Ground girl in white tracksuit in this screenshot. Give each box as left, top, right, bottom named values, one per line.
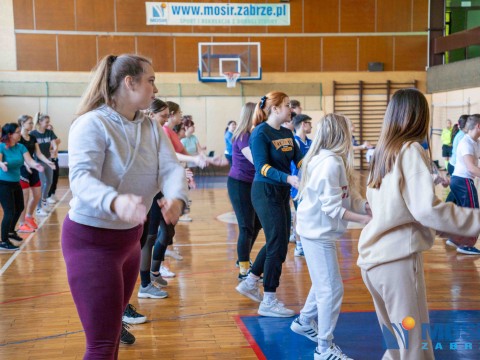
left=292, top=113, right=371, bottom=360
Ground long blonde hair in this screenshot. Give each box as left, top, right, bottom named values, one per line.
left=33, top=112, right=49, bottom=130
left=76, top=54, right=152, bottom=117
left=296, top=113, right=354, bottom=201
left=232, top=102, right=256, bottom=141
left=368, top=88, right=430, bottom=188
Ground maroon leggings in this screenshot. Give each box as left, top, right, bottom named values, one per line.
left=61, top=216, right=142, bottom=360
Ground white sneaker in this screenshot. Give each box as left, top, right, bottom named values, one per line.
left=290, top=316, right=318, bottom=342
left=46, top=197, right=57, bottom=204
left=446, top=239, right=458, bottom=248
left=165, top=249, right=183, bottom=260
left=258, top=299, right=295, bottom=317
left=178, top=214, right=192, bottom=222
left=160, top=265, right=176, bottom=278
left=314, top=344, right=353, bottom=360
left=36, top=208, right=49, bottom=217
left=235, top=280, right=263, bottom=302
left=289, top=233, right=296, bottom=243
left=294, top=247, right=305, bottom=257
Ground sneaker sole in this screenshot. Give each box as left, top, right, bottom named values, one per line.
left=290, top=322, right=318, bottom=342
left=0, top=247, right=20, bottom=251
left=456, top=248, right=480, bottom=255
left=258, top=309, right=295, bottom=318
left=235, top=285, right=262, bottom=303
left=165, top=253, right=183, bottom=260
left=137, top=292, right=168, bottom=299
left=122, top=316, right=147, bottom=325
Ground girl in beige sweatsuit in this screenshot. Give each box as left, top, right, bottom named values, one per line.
left=358, top=88, right=480, bottom=360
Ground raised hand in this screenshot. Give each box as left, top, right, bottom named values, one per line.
left=111, top=194, right=147, bottom=225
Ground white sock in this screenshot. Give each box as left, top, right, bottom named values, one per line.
left=263, top=292, right=276, bottom=304
left=299, top=314, right=310, bottom=325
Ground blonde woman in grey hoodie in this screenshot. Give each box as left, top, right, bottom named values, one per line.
left=62, top=54, right=188, bottom=359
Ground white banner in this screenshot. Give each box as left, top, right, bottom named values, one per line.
left=146, top=2, right=290, bottom=26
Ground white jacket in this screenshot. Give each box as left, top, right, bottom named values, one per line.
left=296, top=150, right=367, bottom=240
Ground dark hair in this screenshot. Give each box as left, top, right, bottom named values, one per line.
left=451, top=124, right=459, bottom=143
left=166, top=101, right=180, bottom=115
left=1, top=123, right=19, bottom=145
left=458, top=114, right=469, bottom=130
left=182, top=116, right=195, bottom=128
left=18, top=114, right=32, bottom=127
left=149, top=98, right=168, bottom=114
left=173, top=124, right=185, bottom=134
left=225, top=120, right=236, bottom=133
left=290, top=100, right=301, bottom=108
left=293, top=114, right=312, bottom=129
left=76, top=54, right=152, bottom=117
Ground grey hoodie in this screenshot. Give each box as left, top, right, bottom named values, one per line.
left=68, top=105, right=188, bottom=229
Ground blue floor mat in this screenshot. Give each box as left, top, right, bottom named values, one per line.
left=239, top=310, right=480, bottom=359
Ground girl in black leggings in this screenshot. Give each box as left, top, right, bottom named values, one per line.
left=0, top=123, right=44, bottom=250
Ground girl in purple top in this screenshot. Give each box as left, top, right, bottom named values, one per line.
left=227, top=103, right=264, bottom=281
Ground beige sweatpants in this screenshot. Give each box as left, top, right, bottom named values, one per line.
left=361, top=253, right=434, bottom=360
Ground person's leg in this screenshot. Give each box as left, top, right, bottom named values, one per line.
left=48, top=158, right=59, bottom=198
left=361, top=255, right=434, bottom=360
left=18, top=185, right=30, bottom=227
left=9, top=183, right=24, bottom=234
left=62, top=217, right=142, bottom=359
left=302, top=238, right=343, bottom=353
left=0, top=182, right=17, bottom=244
left=37, top=161, right=53, bottom=209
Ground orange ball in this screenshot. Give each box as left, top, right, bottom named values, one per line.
left=402, top=316, right=415, bottom=330
left=161, top=3, right=167, bottom=8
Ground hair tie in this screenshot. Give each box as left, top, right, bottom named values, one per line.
left=259, top=96, right=267, bottom=109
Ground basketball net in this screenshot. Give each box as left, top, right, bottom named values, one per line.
left=222, top=72, right=240, bottom=88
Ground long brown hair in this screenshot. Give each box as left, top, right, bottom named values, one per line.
left=76, top=54, right=152, bottom=117
left=252, top=91, right=289, bottom=127
left=232, top=102, right=256, bottom=141
left=368, top=88, right=430, bottom=188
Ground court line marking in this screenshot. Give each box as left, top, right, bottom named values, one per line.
left=0, top=189, right=71, bottom=276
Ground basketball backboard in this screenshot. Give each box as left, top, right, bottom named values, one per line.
left=198, top=42, right=262, bottom=83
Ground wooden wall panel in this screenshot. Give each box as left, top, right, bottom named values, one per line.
left=267, top=0, right=302, bottom=34
left=412, top=0, right=429, bottom=31
left=175, top=37, right=211, bottom=72
left=76, top=0, right=115, bottom=32
left=340, top=0, right=375, bottom=33
left=57, top=35, right=97, bottom=71
left=137, top=36, right=175, bottom=72
left=13, top=0, right=34, bottom=29
left=116, top=0, right=151, bottom=32
left=377, top=0, right=412, bottom=32
left=34, top=0, right=75, bottom=31
left=98, top=36, right=136, bottom=59
left=16, top=34, right=57, bottom=70
left=322, top=37, right=357, bottom=71
left=250, top=37, right=285, bottom=72
left=286, top=37, right=321, bottom=72
left=358, top=37, right=394, bottom=71
left=394, top=36, right=428, bottom=71
left=304, top=0, right=339, bottom=33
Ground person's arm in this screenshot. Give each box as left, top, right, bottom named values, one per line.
left=22, top=151, right=44, bottom=173
left=156, top=126, right=189, bottom=224
left=176, top=152, right=207, bottom=168
left=342, top=209, right=371, bottom=225
left=0, top=152, right=7, bottom=172
left=463, top=154, right=480, bottom=178
left=240, top=146, right=254, bottom=164
left=34, top=143, right=56, bottom=169
left=250, top=130, right=291, bottom=184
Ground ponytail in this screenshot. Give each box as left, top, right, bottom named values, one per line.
left=252, top=91, right=288, bottom=127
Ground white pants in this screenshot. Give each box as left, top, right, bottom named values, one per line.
left=300, top=237, right=343, bottom=352
left=361, top=254, right=434, bottom=360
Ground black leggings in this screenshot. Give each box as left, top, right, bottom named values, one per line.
left=48, top=158, right=59, bottom=197
left=0, top=180, right=24, bottom=243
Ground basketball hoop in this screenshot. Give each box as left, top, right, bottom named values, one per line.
left=222, top=72, right=240, bottom=88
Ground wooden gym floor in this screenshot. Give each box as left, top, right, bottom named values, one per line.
left=0, top=174, right=479, bottom=359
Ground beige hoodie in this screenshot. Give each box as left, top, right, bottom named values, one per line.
left=358, top=142, right=480, bottom=270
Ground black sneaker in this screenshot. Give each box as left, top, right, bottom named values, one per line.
left=8, top=232, right=23, bottom=242
left=0, top=242, right=20, bottom=251
left=120, top=322, right=135, bottom=345
left=123, top=304, right=147, bottom=325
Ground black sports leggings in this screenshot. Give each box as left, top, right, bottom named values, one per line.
left=0, top=180, right=24, bottom=243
